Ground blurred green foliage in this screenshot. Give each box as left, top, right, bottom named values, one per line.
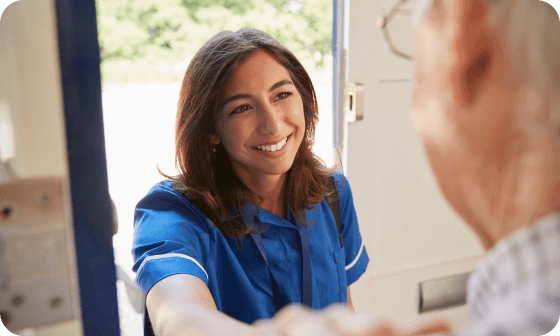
left=95, top=0, right=332, bottom=82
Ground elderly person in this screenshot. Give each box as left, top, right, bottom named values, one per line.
left=409, top=0, right=560, bottom=334
left=252, top=0, right=560, bottom=334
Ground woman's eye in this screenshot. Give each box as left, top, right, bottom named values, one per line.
left=276, top=92, right=292, bottom=101
left=231, top=104, right=250, bottom=115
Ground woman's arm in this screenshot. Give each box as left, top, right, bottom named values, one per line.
left=150, top=275, right=446, bottom=336
left=146, top=274, right=253, bottom=336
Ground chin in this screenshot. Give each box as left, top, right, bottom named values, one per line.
left=257, top=163, right=293, bottom=176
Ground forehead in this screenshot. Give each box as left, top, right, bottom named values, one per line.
left=224, top=50, right=291, bottom=94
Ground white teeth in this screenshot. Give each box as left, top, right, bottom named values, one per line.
left=255, top=137, right=288, bottom=152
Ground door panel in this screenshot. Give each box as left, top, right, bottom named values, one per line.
left=1, top=0, right=120, bottom=334
left=357, top=255, right=481, bottom=328
left=344, top=0, right=485, bottom=328
left=1, top=1, right=83, bottom=334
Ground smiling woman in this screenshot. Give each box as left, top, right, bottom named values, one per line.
left=131, top=28, right=369, bottom=336
left=212, top=51, right=307, bottom=219
left=169, top=27, right=332, bottom=246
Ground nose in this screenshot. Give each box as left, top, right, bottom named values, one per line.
left=259, top=103, right=284, bottom=135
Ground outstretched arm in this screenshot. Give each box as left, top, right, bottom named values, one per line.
left=146, top=273, right=253, bottom=336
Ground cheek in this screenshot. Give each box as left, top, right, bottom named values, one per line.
left=293, top=99, right=306, bottom=128
left=413, top=98, right=469, bottom=196
left=423, top=139, right=462, bottom=213
left=295, top=107, right=305, bottom=126
left=413, top=97, right=468, bottom=180
left=413, top=25, right=450, bottom=92
left=294, top=108, right=306, bottom=143
left=216, top=119, right=247, bottom=153
left=412, top=97, right=453, bottom=148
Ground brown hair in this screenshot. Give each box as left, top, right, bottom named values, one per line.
left=165, top=27, right=337, bottom=247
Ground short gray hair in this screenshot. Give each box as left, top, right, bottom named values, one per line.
left=414, top=0, right=560, bottom=133
left=487, top=1, right=560, bottom=94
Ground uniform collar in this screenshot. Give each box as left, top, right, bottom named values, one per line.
left=220, top=199, right=322, bottom=230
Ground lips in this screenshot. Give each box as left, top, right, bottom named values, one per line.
left=253, top=135, right=289, bottom=152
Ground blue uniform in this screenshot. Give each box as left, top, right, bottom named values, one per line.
left=132, top=172, right=369, bottom=330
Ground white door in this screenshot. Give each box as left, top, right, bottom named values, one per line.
left=341, top=0, right=486, bottom=329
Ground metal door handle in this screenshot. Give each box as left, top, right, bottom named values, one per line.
left=418, top=271, right=471, bottom=313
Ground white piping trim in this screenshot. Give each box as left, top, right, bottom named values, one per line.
left=136, top=253, right=209, bottom=281
left=345, top=241, right=364, bottom=271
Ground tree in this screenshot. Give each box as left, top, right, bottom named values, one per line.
left=96, top=0, right=191, bottom=62
left=95, top=0, right=332, bottom=81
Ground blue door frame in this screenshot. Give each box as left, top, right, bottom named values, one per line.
left=55, top=0, right=121, bottom=334
left=52, top=1, right=343, bottom=334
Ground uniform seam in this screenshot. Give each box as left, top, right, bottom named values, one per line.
left=136, top=253, right=209, bottom=282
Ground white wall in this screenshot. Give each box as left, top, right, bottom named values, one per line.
left=0, top=0, right=67, bottom=179
left=0, top=1, right=83, bottom=335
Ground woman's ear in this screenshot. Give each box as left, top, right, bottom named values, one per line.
left=210, top=134, right=221, bottom=145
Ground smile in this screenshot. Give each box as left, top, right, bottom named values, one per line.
left=253, top=136, right=288, bottom=152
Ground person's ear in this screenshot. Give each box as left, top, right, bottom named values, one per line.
left=444, top=0, right=493, bottom=106
left=209, top=134, right=221, bottom=145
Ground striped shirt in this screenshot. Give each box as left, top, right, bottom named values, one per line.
left=458, top=212, right=560, bottom=336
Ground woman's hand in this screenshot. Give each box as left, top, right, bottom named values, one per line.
left=250, top=304, right=452, bottom=336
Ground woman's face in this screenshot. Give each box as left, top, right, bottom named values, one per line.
left=211, top=49, right=306, bottom=180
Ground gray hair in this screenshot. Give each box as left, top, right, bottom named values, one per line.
left=487, top=0, right=560, bottom=138
left=487, top=1, right=560, bottom=93
left=414, top=0, right=560, bottom=135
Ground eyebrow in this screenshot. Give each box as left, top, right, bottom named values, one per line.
left=222, top=79, right=294, bottom=108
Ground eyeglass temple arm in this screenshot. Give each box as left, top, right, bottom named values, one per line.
left=377, top=0, right=414, bottom=61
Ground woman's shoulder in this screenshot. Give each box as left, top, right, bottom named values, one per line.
left=329, top=170, right=351, bottom=196
left=138, top=179, right=183, bottom=204
left=136, top=180, right=210, bottom=226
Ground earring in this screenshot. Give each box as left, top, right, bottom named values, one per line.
left=211, top=141, right=217, bottom=153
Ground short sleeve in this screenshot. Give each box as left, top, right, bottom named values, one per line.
left=333, top=172, right=369, bottom=285
left=132, top=182, right=211, bottom=295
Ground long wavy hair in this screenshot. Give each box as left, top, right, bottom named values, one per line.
left=165, top=27, right=338, bottom=247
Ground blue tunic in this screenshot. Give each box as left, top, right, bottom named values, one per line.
left=132, top=172, right=369, bottom=330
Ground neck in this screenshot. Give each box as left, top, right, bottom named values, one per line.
left=467, top=139, right=560, bottom=250
left=456, top=86, right=560, bottom=250
left=235, top=170, right=288, bottom=219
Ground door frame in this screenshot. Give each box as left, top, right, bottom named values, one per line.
left=55, top=0, right=121, bottom=334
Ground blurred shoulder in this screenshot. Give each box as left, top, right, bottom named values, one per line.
left=135, top=180, right=209, bottom=223
left=330, top=170, right=352, bottom=196
left=137, top=180, right=184, bottom=205
left=134, top=180, right=213, bottom=234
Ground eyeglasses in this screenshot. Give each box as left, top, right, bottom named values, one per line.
left=376, top=0, right=414, bottom=61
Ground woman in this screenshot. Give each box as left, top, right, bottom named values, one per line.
left=132, top=27, right=369, bottom=335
